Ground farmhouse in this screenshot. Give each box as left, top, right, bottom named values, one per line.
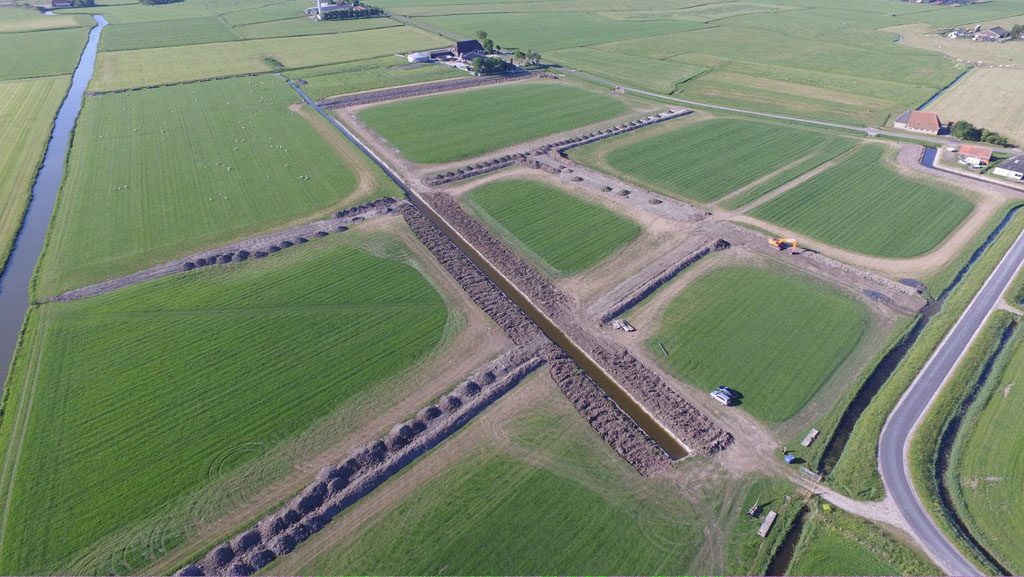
left=975, top=27, right=1011, bottom=41
left=893, top=110, right=943, bottom=135
left=993, top=154, right=1024, bottom=180
left=958, top=144, right=993, bottom=167
left=452, top=39, right=484, bottom=59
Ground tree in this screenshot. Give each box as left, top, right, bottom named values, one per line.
left=482, top=38, right=495, bottom=53
left=527, top=50, right=542, bottom=66
left=471, top=56, right=507, bottom=75
left=513, top=49, right=526, bottom=65
left=475, top=30, right=488, bottom=41
left=952, top=119, right=981, bottom=141
left=1012, top=23, right=1024, bottom=38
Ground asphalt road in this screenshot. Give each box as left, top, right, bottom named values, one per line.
left=879, top=226, right=1024, bottom=576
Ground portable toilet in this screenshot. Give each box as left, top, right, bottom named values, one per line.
left=784, top=453, right=797, bottom=464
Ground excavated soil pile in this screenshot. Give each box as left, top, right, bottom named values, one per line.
left=178, top=347, right=545, bottom=577
left=426, top=192, right=571, bottom=316
left=585, top=342, right=734, bottom=456
left=53, top=198, right=402, bottom=302
left=546, top=348, right=673, bottom=476
left=401, top=204, right=543, bottom=345
left=600, top=238, right=730, bottom=322
left=423, top=109, right=690, bottom=186
left=319, top=72, right=532, bottom=109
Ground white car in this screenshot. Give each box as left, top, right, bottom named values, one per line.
left=710, top=390, right=732, bottom=406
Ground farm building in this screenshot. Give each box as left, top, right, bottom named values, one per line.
left=407, top=52, right=431, bottom=63
left=993, top=154, right=1024, bottom=180
left=452, top=39, right=484, bottom=59
left=975, top=27, right=1011, bottom=41
left=958, top=144, right=994, bottom=167
left=50, top=0, right=71, bottom=7
left=893, top=110, right=943, bottom=135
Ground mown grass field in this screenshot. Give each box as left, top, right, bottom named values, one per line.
left=0, top=27, right=89, bottom=81
left=276, top=376, right=704, bottom=575
left=547, top=47, right=706, bottom=94
left=927, top=67, right=1024, bottom=148
left=650, top=266, right=868, bottom=422
left=0, top=76, right=71, bottom=272
left=751, top=144, right=974, bottom=258
left=579, top=118, right=844, bottom=204
left=465, top=179, right=639, bottom=275
left=0, top=234, right=450, bottom=575
left=948, top=327, right=1024, bottom=573
left=0, top=7, right=88, bottom=32
left=37, top=76, right=390, bottom=297
left=357, top=82, right=626, bottom=164
left=721, top=139, right=856, bottom=210
left=290, top=57, right=464, bottom=101
left=90, top=25, right=441, bottom=91
left=787, top=506, right=938, bottom=575
left=99, top=16, right=241, bottom=51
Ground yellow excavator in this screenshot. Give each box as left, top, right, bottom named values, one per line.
left=769, top=237, right=799, bottom=253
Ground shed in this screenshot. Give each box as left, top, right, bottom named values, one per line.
left=994, top=154, right=1024, bottom=180
left=958, top=144, right=994, bottom=167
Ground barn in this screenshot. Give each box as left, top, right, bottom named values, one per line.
left=893, top=110, right=943, bottom=135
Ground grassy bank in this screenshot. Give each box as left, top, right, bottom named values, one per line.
left=828, top=209, right=1024, bottom=500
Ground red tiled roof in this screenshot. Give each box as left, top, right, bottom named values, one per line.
left=907, top=110, right=941, bottom=132
left=959, top=144, right=994, bottom=162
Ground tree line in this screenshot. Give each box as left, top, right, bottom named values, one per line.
left=952, top=120, right=1012, bottom=147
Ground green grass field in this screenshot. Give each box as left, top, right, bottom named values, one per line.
left=721, top=139, right=856, bottom=210
left=414, top=11, right=704, bottom=52
left=37, top=76, right=392, bottom=297
left=234, top=16, right=400, bottom=39
left=547, top=47, right=706, bottom=94
left=277, top=376, right=703, bottom=575
left=579, top=118, right=845, bottom=204
left=650, top=266, right=868, bottom=422
left=0, top=7, right=88, bottom=32
left=90, top=25, right=441, bottom=91
left=465, top=179, right=639, bottom=275
left=0, top=76, right=71, bottom=273
left=290, top=57, right=464, bottom=100
left=99, top=16, right=241, bottom=51
left=949, top=330, right=1024, bottom=573
left=0, top=233, right=450, bottom=575
left=0, top=27, right=89, bottom=81
left=787, top=506, right=937, bottom=575
left=750, top=144, right=974, bottom=258
left=357, top=82, right=626, bottom=164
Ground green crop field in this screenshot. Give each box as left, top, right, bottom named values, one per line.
left=0, top=233, right=450, bottom=575
left=465, top=179, right=639, bottom=275
left=99, top=16, right=241, bottom=51
left=787, top=506, right=937, bottom=575
left=577, top=118, right=844, bottom=204
left=650, top=266, right=868, bottom=422
left=37, top=76, right=394, bottom=297
left=949, top=332, right=1024, bottom=573
left=547, top=47, right=706, bottom=94
left=722, top=139, right=856, bottom=210
left=234, top=16, right=401, bottom=39
left=289, top=57, right=464, bottom=101
left=276, top=379, right=703, bottom=575
left=750, top=144, right=974, bottom=258
left=0, top=27, right=89, bottom=81
left=0, top=7, right=88, bottom=32
left=357, top=82, right=626, bottom=164
left=90, top=25, right=441, bottom=91
left=0, top=76, right=71, bottom=272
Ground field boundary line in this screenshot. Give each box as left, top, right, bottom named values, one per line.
left=735, top=145, right=861, bottom=214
